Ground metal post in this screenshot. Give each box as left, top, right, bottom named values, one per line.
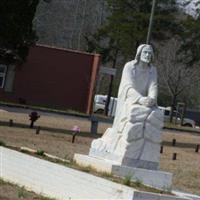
left=146, top=0, right=156, bottom=44
left=195, top=144, right=199, bottom=153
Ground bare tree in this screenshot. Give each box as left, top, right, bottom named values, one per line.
left=155, top=38, right=200, bottom=122
left=34, top=0, right=107, bottom=50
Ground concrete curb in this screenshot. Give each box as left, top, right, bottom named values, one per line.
left=0, top=146, right=191, bottom=200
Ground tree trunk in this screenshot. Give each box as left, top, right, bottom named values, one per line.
left=170, top=95, right=177, bottom=123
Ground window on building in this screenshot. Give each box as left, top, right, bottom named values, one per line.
left=0, top=64, right=7, bottom=88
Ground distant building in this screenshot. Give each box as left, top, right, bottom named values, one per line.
left=0, top=45, right=100, bottom=114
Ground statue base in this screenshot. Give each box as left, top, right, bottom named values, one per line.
left=89, top=147, right=159, bottom=170
left=74, top=153, right=172, bottom=191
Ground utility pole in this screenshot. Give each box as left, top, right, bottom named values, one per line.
left=146, top=0, right=156, bottom=44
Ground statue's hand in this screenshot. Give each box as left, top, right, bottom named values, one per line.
left=148, top=98, right=156, bottom=107
left=138, top=97, right=150, bottom=106
left=138, top=97, right=155, bottom=107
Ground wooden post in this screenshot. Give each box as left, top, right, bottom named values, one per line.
left=195, top=144, right=199, bottom=153
left=160, top=145, right=163, bottom=154
left=36, top=126, right=41, bottom=134
left=172, top=139, right=176, bottom=146
left=72, top=132, right=77, bottom=143
left=172, top=153, right=177, bottom=160
left=9, top=119, right=13, bottom=127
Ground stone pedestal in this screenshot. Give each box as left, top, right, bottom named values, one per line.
left=74, top=154, right=172, bottom=191
left=89, top=140, right=160, bottom=170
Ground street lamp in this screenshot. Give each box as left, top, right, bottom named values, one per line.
left=146, top=0, right=156, bottom=44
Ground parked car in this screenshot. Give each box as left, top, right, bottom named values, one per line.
left=158, top=106, right=196, bottom=128
left=93, top=94, right=117, bottom=117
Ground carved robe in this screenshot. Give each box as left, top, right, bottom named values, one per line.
left=90, top=60, right=163, bottom=170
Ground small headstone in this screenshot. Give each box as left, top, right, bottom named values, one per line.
left=90, top=116, right=98, bottom=134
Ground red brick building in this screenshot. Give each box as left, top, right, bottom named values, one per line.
left=0, top=45, right=100, bottom=114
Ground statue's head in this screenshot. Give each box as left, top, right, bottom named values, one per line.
left=135, top=44, right=154, bottom=64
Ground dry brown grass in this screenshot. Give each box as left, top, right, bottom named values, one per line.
left=0, top=109, right=200, bottom=196
left=0, top=179, right=55, bottom=200
left=161, top=131, right=200, bottom=195
left=0, top=109, right=109, bottom=133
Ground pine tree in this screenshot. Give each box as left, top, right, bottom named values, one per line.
left=86, top=0, right=179, bottom=62
left=0, top=0, right=40, bottom=64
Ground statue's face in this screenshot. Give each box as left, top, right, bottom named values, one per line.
left=140, top=46, right=152, bottom=63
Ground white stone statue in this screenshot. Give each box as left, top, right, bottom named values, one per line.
left=89, top=44, right=164, bottom=170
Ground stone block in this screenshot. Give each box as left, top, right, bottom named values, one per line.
left=74, top=153, right=172, bottom=191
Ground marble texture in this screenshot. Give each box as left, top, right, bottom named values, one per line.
left=89, top=44, right=164, bottom=170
